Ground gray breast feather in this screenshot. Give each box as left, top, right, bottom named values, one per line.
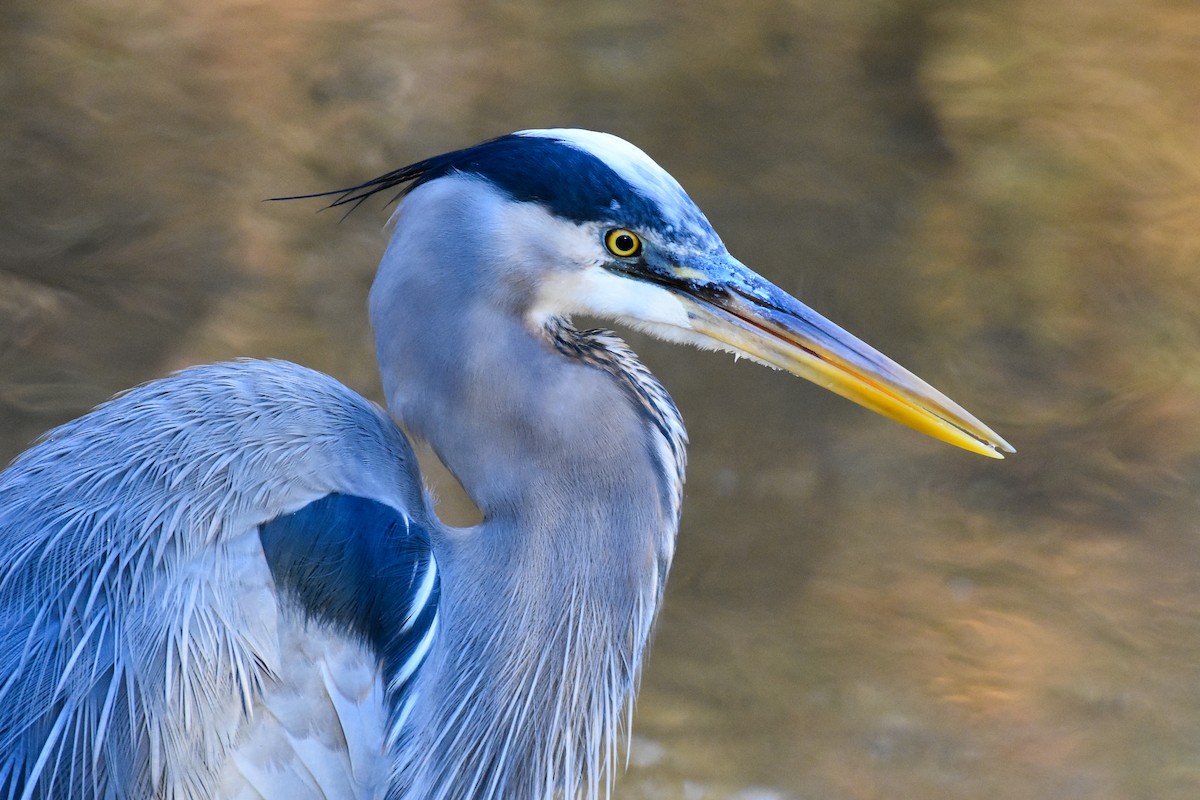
left=548, top=321, right=687, bottom=556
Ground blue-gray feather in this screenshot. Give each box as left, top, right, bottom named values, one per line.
left=0, top=360, right=428, bottom=799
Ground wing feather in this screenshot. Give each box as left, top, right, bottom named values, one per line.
left=0, top=360, right=435, bottom=799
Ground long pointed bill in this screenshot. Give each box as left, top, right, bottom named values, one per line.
left=665, top=256, right=1014, bottom=458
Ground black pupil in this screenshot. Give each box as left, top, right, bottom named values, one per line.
left=614, top=233, right=635, bottom=253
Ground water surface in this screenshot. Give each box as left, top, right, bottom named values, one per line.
left=2, top=1, right=1198, bottom=797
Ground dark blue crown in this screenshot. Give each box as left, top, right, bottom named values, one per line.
left=286, top=133, right=669, bottom=232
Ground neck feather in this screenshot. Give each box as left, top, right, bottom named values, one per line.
left=385, top=320, right=686, bottom=800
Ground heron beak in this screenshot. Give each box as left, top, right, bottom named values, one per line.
left=662, top=255, right=1014, bottom=458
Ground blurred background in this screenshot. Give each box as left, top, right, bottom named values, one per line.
left=2, top=0, right=1199, bottom=797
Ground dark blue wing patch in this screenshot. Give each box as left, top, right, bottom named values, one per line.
left=259, top=493, right=440, bottom=706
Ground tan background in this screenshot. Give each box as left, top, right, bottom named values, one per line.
left=3, top=1, right=1199, bottom=797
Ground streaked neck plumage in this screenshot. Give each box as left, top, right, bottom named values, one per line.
left=369, top=178, right=686, bottom=799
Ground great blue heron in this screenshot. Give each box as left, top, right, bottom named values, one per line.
left=0, top=129, right=1011, bottom=799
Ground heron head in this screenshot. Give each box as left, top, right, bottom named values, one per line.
left=329, top=129, right=1012, bottom=459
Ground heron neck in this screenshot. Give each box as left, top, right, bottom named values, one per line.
left=378, top=312, right=684, bottom=798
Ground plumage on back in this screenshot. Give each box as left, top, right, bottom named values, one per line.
left=0, top=361, right=435, bottom=799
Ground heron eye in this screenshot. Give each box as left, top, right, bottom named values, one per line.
left=604, top=229, right=642, bottom=258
